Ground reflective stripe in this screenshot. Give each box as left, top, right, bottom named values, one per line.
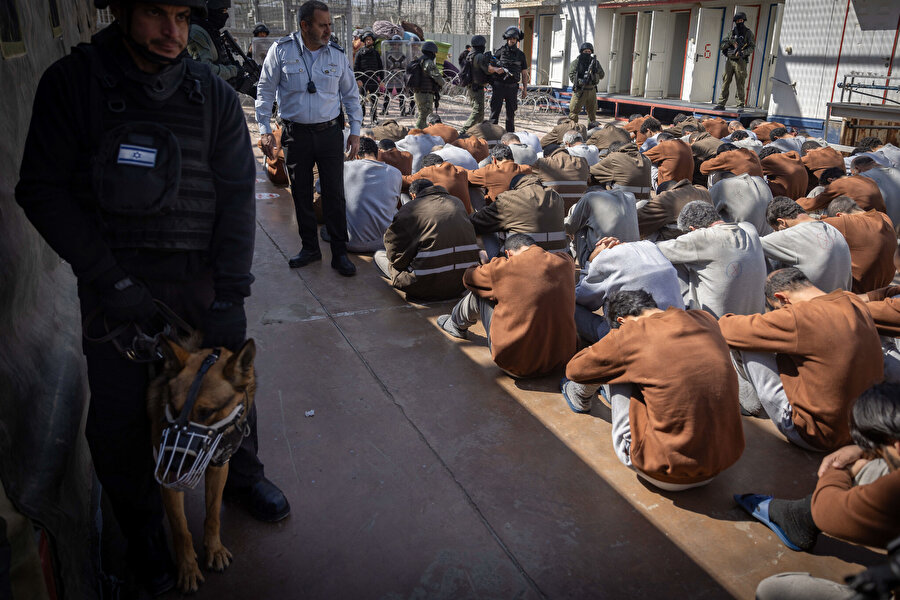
left=559, top=193, right=583, bottom=198
left=414, top=262, right=478, bottom=276
left=416, top=243, right=481, bottom=258
left=454, top=244, right=481, bottom=253
left=542, top=180, right=587, bottom=187
left=525, top=230, right=567, bottom=242
left=614, top=185, right=651, bottom=194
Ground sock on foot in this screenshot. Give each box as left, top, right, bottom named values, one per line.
left=768, top=495, right=819, bottom=551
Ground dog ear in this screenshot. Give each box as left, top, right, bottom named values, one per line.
left=224, top=339, right=256, bottom=388
left=159, top=337, right=190, bottom=371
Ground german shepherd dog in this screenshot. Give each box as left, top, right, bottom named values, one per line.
left=148, top=336, right=256, bottom=593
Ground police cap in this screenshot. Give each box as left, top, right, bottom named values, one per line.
left=470, top=34, right=486, bottom=48
left=502, top=26, right=522, bottom=41
left=733, top=11, right=747, bottom=21
left=579, top=42, right=593, bottom=53
left=421, top=40, right=438, bottom=54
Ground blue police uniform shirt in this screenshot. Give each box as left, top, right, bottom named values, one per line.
left=256, top=33, right=362, bottom=136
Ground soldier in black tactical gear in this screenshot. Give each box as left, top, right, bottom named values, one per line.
left=714, top=12, right=755, bottom=111
left=15, top=0, right=289, bottom=594
left=248, top=22, right=270, bottom=58
left=188, top=0, right=257, bottom=96
left=491, top=25, right=530, bottom=132
left=461, top=34, right=504, bottom=133
left=354, top=30, right=383, bottom=126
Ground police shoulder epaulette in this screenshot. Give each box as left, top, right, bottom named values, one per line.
left=275, top=35, right=293, bottom=45
left=329, top=40, right=345, bottom=53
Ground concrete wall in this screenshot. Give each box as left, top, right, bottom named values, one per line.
left=0, top=0, right=98, bottom=597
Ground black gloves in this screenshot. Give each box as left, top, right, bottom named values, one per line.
left=201, top=300, right=247, bottom=351
left=96, top=269, right=157, bottom=325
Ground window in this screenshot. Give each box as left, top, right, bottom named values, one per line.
left=0, top=0, right=25, bottom=58
left=48, top=0, right=61, bottom=37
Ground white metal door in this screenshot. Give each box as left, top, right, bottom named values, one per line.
left=688, top=7, right=725, bottom=103
left=644, top=11, right=671, bottom=98
left=755, top=3, right=783, bottom=110
left=594, top=8, right=613, bottom=93
left=549, top=13, right=571, bottom=88
left=631, top=11, right=652, bottom=96
left=607, top=13, right=622, bottom=93
left=733, top=5, right=760, bottom=106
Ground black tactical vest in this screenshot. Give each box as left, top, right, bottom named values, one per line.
left=75, top=43, right=218, bottom=252
left=495, top=45, right=525, bottom=83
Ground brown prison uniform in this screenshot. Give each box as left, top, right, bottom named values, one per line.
left=403, top=162, right=472, bottom=213
left=532, top=147, right=590, bottom=212
left=423, top=122, right=459, bottom=144
left=378, top=148, right=413, bottom=176
left=761, top=151, right=808, bottom=200
left=799, top=175, right=887, bottom=214
left=701, top=117, right=729, bottom=139
left=372, top=119, right=409, bottom=141
left=466, top=161, right=533, bottom=203
left=637, top=179, right=713, bottom=241
left=566, top=308, right=745, bottom=484
left=699, top=148, right=763, bottom=177
left=466, top=121, right=507, bottom=142
left=452, top=137, right=490, bottom=163
left=462, top=245, right=576, bottom=377
left=718, top=291, right=884, bottom=451
left=624, top=116, right=649, bottom=147
left=811, top=468, right=900, bottom=549
left=752, top=121, right=786, bottom=143
left=865, top=289, right=900, bottom=338
left=541, top=121, right=588, bottom=148
left=586, top=125, right=630, bottom=150
left=643, top=139, right=695, bottom=186
left=589, top=142, right=652, bottom=198
left=823, top=210, right=898, bottom=293
left=801, top=145, right=844, bottom=179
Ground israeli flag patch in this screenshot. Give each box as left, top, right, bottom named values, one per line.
left=117, top=144, right=157, bottom=168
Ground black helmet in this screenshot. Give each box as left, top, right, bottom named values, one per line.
left=502, top=26, right=522, bottom=41
left=470, top=34, right=486, bottom=48
left=253, top=23, right=269, bottom=36
left=579, top=42, right=593, bottom=53
left=421, top=41, right=438, bottom=55
left=361, top=30, right=376, bottom=42
left=95, top=0, right=207, bottom=14
left=733, top=11, right=747, bottom=21
left=206, top=0, right=230, bottom=9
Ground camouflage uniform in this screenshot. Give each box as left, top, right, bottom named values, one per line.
left=413, top=56, right=444, bottom=129
left=567, top=56, right=604, bottom=123
left=187, top=24, right=240, bottom=80
left=716, top=26, right=755, bottom=109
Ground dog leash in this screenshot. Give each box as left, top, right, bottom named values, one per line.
left=83, top=299, right=195, bottom=362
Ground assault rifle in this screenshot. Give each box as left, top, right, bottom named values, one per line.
left=488, top=55, right=513, bottom=81
left=724, top=30, right=752, bottom=60
left=220, top=29, right=261, bottom=98
left=576, top=58, right=599, bottom=90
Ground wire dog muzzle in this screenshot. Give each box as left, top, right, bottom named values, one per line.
left=154, top=349, right=250, bottom=491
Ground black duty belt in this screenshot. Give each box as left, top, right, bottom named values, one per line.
left=284, top=116, right=340, bottom=131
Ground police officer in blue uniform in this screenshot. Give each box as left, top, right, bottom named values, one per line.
left=256, top=0, right=363, bottom=276
left=490, top=25, right=530, bottom=133
left=16, top=0, right=289, bottom=595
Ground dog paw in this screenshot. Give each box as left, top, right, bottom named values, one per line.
left=204, top=542, right=233, bottom=572
left=176, top=557, right=205, bottom=593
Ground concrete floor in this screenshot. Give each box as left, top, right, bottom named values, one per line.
left=169, top=103, right=885, bottom=599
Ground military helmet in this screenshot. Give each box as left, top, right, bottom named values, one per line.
left=503, top=26, right=523, bottom=41
left=361, top=30, right=376, bottom=42
left=95, top=0, right=207, bottom=14
left=206, top=0, right=231, bottom=9
left=579, top=42, right=594, bottom=53
left=391, top=35, right=402, bottom=40
left=421, top=41, right=439, bottom=54
left=253, top=23, right=270, bottom=35
left=470, top=34, right=487, bottom=48
left=733, top=11, right=747, bottom=21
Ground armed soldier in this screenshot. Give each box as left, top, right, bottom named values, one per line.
left=247, top=22, right=269, bottom=58
left=188, top=0, right=259, bottom=96
left=408, top=41, right=445, bottom=129
left=714, top=12, right=755, bottom=111
left=568, top=43, right=604, bottom=124
left=460, top=35, right=504, bottom=134
left=491, top=26, right=530, bottom=132
left=354, top=30, right=383, bottom=126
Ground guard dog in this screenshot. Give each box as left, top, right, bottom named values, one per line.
left=148, top=336, right=256, bottom=593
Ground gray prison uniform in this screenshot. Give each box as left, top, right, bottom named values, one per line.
left=567, top=145, right=600, bottom=166
left=344, top=158, right=402, bottom=252
left=574, top=240, right=683, bottom=343
left=710, top=173, right=774, bottom=236
left=434, top=145, right=478, bottom=170
left=565, top=189, right=640, bottom=268
left=396, top=133, right=443, bottom=172
left=860, top=166, right=900, bottom=233
left=760, top=220, right=852, bottom=293
left=656, top=222, right=767, bottom=318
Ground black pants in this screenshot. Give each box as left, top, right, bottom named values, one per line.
left=360, top=81, right=379, bottom=119
left=79, top=275, right=263, bottom=557
left=490, top=82, right=519, bottom=132
left=282, top=121, right=348, bottom=255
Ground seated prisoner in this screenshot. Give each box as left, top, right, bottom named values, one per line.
left=700, top=116, right=730, bottom=139
left=402, top=153, right=472, bottom=213
left=762, top=197, right=852, bottom=293
left=638, top=117, right=663, bottom=152
left=562, top=130, right=600, bottom=166
left=642, top=132, right=694, bottom=189
left=377, top=139, right=413, bottom=176
left=396, top=131, right=443, bottom=172
left=637, top=179, right=713, bottom=241
left=727, top=129, right=763, bottom=153
left=562, top=290, right=745, bottom=491
left=532, top=146, right=590, bottom=211
left=657, top=201, right=766, bottom=318
left=699, top=144, right=764, bottom=186
left=540, top=116, right=587, bottom=152
left=624, top=114, right=649, bottom=147
left=758, top=147, right=808, bottom=200
left=748, top=382, right=900, bottom=600
left=589, top=141, right=652, bottom=200
left=375, top=179, right=480, bottom=301
left=437, top=234, right=577, bottom=378
left=343, top=137, right=402, bottom=252
left=853, top=155, right=900, bottom=231
left=766, top=127, right=805, bottom=154
left=586, top=123, right=630, bottom=151
left=752, top=120, right=786, bottom=144
left=565, top=188, right=640, bottom=267
left=466, top=145, right=533, bottom=203
left=451, top=135, right=490, bottom=163
left=709, top=173, right=774, bottom=236
left=465, top=120, right=507, bottom=144
left=422, top=113, right=459, bottom=144
left=432, top=143, right=479, bottom=171
left=574, top=240, right=683, bottom=344
left=718, top=268, right=884, bottom=451
left=799, top=166, right=886, bottom=214
left=484, top=132, right=538, bottom=167
left=469, top=173, right=566, bottom=257
left=800, top=140, right=844, bottom=194
left=822, top=196, right=897, bottom=293
left=865, top=285, right=900, bottom=383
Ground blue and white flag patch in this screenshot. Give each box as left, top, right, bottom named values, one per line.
left=117, top=144, right=158, bottom=168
